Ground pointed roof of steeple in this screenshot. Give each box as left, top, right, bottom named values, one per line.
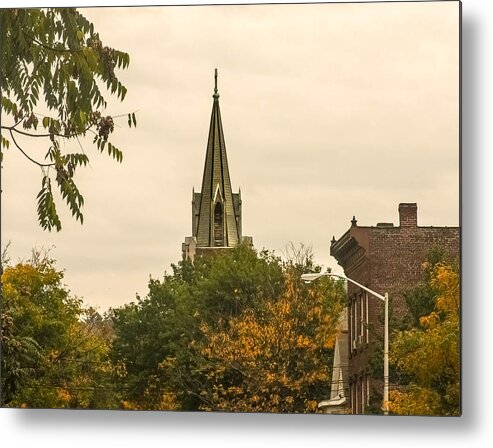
left=195, top=69, right=240, bottom=247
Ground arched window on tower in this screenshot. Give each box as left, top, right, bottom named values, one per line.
left=214, top=202, right=224, bottom=246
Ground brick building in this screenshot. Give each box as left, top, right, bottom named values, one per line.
left=182, top=70, right=252, bottom=260
left=330, top=203, right=459, bottom=414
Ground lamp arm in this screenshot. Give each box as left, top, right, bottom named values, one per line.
left=328, top=273, right=386, bottom=302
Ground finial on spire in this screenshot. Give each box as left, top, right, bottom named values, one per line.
left=213, top=68, right=220, bottom=100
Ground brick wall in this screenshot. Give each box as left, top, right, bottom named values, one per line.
left=369, top=225, right=459, bottom=321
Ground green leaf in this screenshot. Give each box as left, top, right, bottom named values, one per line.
left=1, top=135, right=10, bottom=149
left=84, top=47, right=98, bottom=70
left=37, top=175, right=62, bottom=231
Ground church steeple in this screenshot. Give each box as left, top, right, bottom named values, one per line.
left=195, top=68, right=239, bottom=247
left=183, top=70, right=251, bottom=260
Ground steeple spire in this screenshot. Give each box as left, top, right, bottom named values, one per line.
left=182, top=70, right=253, bottom=260
left=194, top=69, right=239, bottom=247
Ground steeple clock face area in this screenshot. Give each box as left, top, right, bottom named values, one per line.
left=182, top=70, right=252, bottom=260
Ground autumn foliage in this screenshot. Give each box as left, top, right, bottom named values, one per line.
left=1, top=250, right=123, bottom=408
left=389, top=261, right=460, bottom=416
left=109, top=245, right=345, bottom=412
left=181, top=267, right=343, bottom=413
left=1, top=245, right=459, bottom=414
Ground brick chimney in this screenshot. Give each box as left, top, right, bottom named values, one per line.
left=398, top=203, right=418, bottom=227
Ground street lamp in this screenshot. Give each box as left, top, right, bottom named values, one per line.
left=301, top=272, right=389, bottom=415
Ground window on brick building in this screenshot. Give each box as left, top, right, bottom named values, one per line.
left=349, top=300, right=353, bottom=352
left=354, top=296, right=358, bottom=347
left=352, top=296, right=358, bottom=351
left=360, top=292, right=364, bottom=342
left=365, top=292, right=369, bottom=343
left=352, top=292, right=369, bottom=348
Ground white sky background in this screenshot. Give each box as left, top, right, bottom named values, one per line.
left=1, top=1, right=460, bottom=311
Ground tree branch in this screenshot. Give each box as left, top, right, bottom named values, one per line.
left=2, top=123, right=93, bottom=139
left=8, top=130, right=55, bottom=167
left=2, top=125, right=53, bottom=138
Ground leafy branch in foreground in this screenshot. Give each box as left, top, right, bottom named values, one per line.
left=1, top=8, right=137, bottom=231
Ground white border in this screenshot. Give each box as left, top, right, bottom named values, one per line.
left=1, top=1, right=492, bottom=447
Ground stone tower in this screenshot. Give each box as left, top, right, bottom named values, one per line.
left=182, top=70, right=252, bottom=260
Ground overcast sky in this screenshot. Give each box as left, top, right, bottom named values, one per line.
left=1, top=1, right=460, bottom=311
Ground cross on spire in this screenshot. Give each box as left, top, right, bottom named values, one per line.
left=213, top=68, right=220, bottom=99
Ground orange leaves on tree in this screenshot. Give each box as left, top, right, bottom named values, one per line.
left=1, top=250, right=121, bottom=409
left=195, top=267, right=344, bottom=413
left=389, top=262, right=460, bottom=416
